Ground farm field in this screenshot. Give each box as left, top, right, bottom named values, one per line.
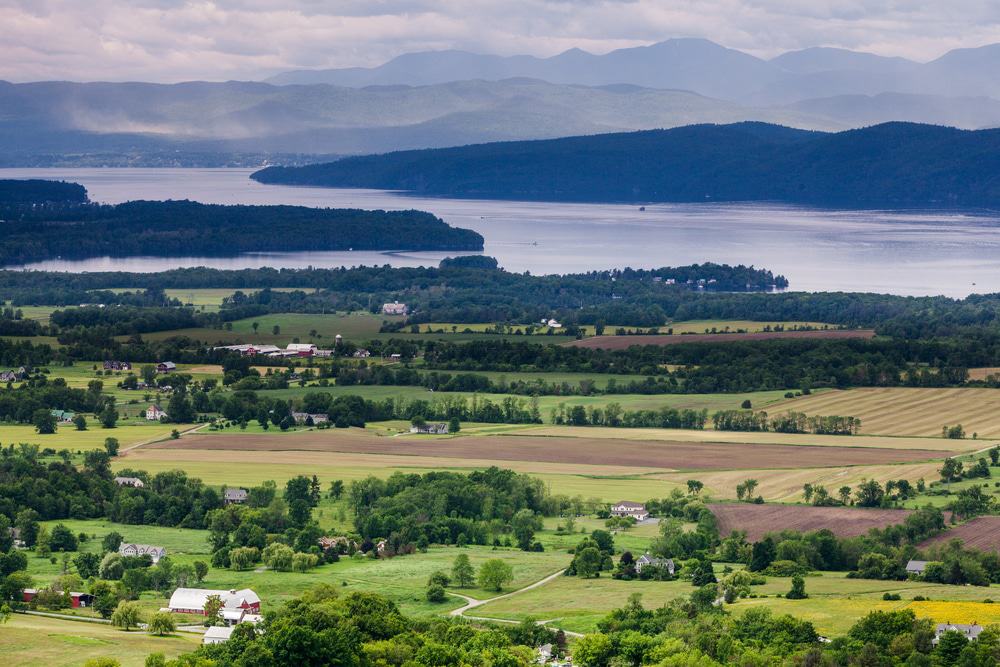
left=524, top=425, right=972, bottom=452
left=473, top=567, right=1000, bottom=636
left=708, top=503, right=917, bottom=542
left=919, top=516, right=1000, bottom=551
left=567, top=329, right=875, bottom=350
left=163, top=287, right=314, bottom=310
left=0, top=614, right=200, bottom=667
left=148, top=429, right=945, bottom=470
left=774, top=387, right=1000, bottom=438
left=0, top=421, right=188, bottom=451
left=416, top=319, right=836, bottom=336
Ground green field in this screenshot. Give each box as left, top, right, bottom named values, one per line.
left=0, top=614, right=200, bottom=667
left=0, top=422, right=188, bottom=452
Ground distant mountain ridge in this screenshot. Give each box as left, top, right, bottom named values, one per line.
left=268, top=38, right=1000, bottom=104
left=251, top=121, right=1000, bottom=208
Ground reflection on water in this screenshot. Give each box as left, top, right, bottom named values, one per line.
left=3, top=167, right=1000, bottom=297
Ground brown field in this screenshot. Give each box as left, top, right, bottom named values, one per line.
left=774, top=387, right=1000, bottom=438
left=567, top=329, right=875, bottom=350
left=968, top=368, right=1000, bottom=382
left=709, top=503, right=916, bottom=541
left=920, top=516, right=1000, bottom=552
left=147, top=429, right=944, bottom=470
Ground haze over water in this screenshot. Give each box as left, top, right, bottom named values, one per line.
left=2, top=167, right=999, bottom=298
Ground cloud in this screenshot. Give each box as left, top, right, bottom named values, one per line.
left=1, top=0, right=1000, bottom=82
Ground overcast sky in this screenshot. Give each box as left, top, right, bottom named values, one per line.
left=4, top=0, right=1000, bottom=83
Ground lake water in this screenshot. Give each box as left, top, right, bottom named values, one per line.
left=2, top=167, right=1000, bottom=297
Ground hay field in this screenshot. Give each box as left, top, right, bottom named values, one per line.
left=774, top=387, right=1000, bottom=438
left=524, top=425, right=971, bottom=452
left=656, top=461, right=943, bottom=502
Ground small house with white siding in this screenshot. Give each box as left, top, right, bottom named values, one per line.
left=611, top=501, right=649, bottom=521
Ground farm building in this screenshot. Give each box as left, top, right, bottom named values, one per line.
left=203, top=626, right=235, bottom=645
left=540, top=318, right=562, bottom=328
left=411, top=422, right=449, bottom=435
left=635, top=554, right=674, bottom=575
left=114, top=476, right=145, bottom=488
left=23, top=589, right=94, bottom=608
left=168, top=588, right=261, bottom=615
left=611, top=501, right=649, bottom=521
left=286, top=343, right=317, bottom=356
left=213, top=344, right=282, bottom=356
left=146, top=404, right=167, bottom=421
left=103, top=360, right=132, bottom=371
left=905, top=560, right=928, bottom=575
left=8, top=527, right=24, bottom=548
left=934, top=624, right=984, bottom=645
left=118, top=543, right=166, bottom=563
left=292, top=412, right=329, bottom=425
left=382, top=301, right=408, bottom=315
left=50, top=409, right=75, bottom=423
left=156, top=361, right=177, bottom=373
left=224, top=487, right=249, bottom=505
left=353, top=349, right=371, bottom=358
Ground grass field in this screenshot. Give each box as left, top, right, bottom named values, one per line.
left=775, top=387, right=1000, bottom=438
left=0, top=614, right=200, bottom=667
left=163, top=288, right=315, bottom=311
left=473, top=567, right=1000, bottom=636
left=0, top=422, right=187, bottom=451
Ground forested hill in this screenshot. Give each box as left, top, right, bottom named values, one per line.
left=0, top=179, right=87, bottom=204
left=0, top=181, right=483, bottom=265
left=252, top=122, right=1000, bottom=208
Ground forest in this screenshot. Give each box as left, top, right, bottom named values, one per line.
left=0, top=181, right=483, bottom=265
left=252, top=121, right=1000, bottom=207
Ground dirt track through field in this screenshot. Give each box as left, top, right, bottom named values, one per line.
left=709, top=503, right=917, bottom=541
left=150, top=430, right=944, bottom=471
left=567, top=329, right=875, bottom=350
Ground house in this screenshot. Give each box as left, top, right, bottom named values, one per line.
left=319, top=536, right=358, bottom=552
left=145, top=404, right=168, bottom=421
left=156, top=361, right=177, bottom=373
left=119, top=543, right=166, bottom=564
left=50, top=409, right=75, bottom=423
left=0, top=367, right=27, bottom=382
left=536, top=643, right=554, bottom=664
left=934, top=624, right=984, bottom=645
left=540, top=318, right=562, bottom=328
left=610, top=501, right=649, bottom=521
left=314, top=349, right=334, bottom=358
left=353, top=349, right=371, bottom=358
left=114, top=476, right=145, bottom=488
left=224, top=487, right=249, bottom=505
left=103, top=360, right=132, bottom=371
left=635, top=554, right=675, bottom=575
left=203, top=626, right=235, bottom=645
left=8, top=527, right=24, bottom=549
left=906, top=559, right=928, bottom=576
left=168, top=588, right=261, bottom=615
left=23, top=589, right=94, bottom=608
left=291, top=412, right=329, bottom=425
left=382, top=302, right=408, bottom=316
left=411, top=422, right=449, bottom=435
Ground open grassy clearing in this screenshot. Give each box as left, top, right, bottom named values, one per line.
left=474, top=567, right=1000, bottom=636
left=163, top=287, right=315, bottom=311
left=0, top=422, right=186, bottom=451
left=523, top=425, right=972, bottom=452
left=30, top=517, right=568, bottom=619
left=0, top=613, right=200, bottom=667
left=773, top=387, right=1000, bottom=438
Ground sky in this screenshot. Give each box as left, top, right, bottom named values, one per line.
left=3, top=0, right=1000, bottom=83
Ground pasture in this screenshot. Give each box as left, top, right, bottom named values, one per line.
left=0, top=614, right=200, bottom=667
left=775, top=387, right=1000, bottom=438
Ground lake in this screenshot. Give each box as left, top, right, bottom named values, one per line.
left=2, top=167, right=999, bottom=297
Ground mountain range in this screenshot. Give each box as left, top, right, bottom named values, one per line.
left=268, top=38, right=1000, bottom=104
left=6, top=38, right=1000, bottom=165
left=251, top=121, right=1000, bottom=208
